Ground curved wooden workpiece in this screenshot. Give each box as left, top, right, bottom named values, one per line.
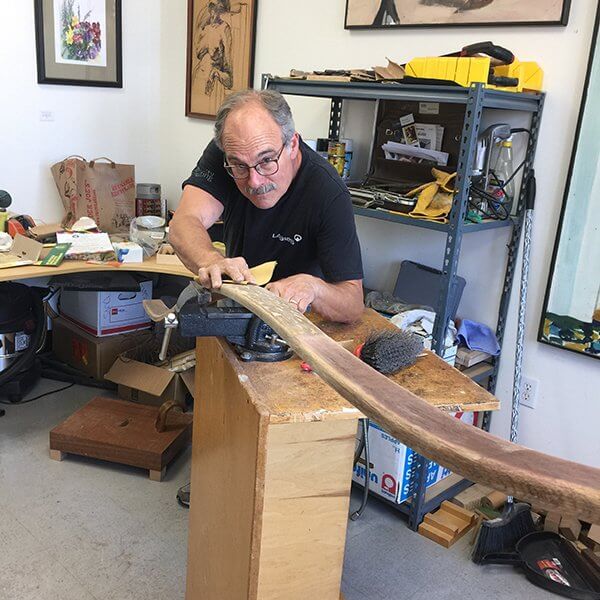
left=218, top=282, right=600, bottom=523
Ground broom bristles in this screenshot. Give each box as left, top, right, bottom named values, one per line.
left=472, top=503, right=536, bottom=564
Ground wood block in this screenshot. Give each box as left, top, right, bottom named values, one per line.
left=531, top=504, right=549, bottom=517
left=560, top=515, right=582, bottom=541
left=49, top=449, right=65, bottom=461
left=545, top=511, right=561, bottom=533
left=580, top=528, right=600, bottom=551
left=149, top=466, right=167, bottom=482
left=49, top=397, right=192, bottom=476
left=418, top=501, right=477, bottom=548
left=481, top=491, right=507, bottom=511
left=419, top=521, right=454, bottom=548
left=588, top=524, right=600, bottom=546
left=451, top=483, right=492, bottom=510
left=424, top=512, right=460, bottom=536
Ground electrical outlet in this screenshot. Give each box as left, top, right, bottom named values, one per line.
left=520, top=376, right=538, bottom=409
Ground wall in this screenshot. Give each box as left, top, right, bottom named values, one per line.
left=5, top=1, right=596, bottom=468
left=160, top=0, right=600, bottom=469
left=0, top=1, right=162, bottom=224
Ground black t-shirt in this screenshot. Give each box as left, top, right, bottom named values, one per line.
left=182, top=139, right=363, bottom=283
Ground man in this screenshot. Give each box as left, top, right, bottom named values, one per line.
left=169, top=89, right=364, bottom=324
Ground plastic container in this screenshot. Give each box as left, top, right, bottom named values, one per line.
left=130, top=215, right=166, bottom=257
left=488, top=139, right=515, bottom=214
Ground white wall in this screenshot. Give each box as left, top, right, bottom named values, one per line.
left=0, top=1, right=162, bottom=224
left=160, top=0, right=600, bottom=468
left=3, top=1, right=597, bottom=468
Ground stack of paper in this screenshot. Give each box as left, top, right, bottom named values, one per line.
left=382, top=141, right=449, bottom=167
left=56, top=232, right=116, bottom=261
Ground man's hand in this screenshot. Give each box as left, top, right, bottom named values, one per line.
left=266, top=274, right=318, bottom=313
left=197, top=256, right=256, bottom=289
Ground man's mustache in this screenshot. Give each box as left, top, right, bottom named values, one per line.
left=246, top=183, right=277, bottom=196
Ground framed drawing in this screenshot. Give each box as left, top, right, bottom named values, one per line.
left=186, top=0, right=258, bottom=119
left=34, top=0, right=122, bottom=87
left=539, top=9, right=600, bottom=360
left=344, top=0, right=571, bottom=29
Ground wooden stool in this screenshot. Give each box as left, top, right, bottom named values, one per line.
left=49, top=397, right=192, bottom=480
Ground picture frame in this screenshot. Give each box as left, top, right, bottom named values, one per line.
left=344, top=0, right=571, bottom=29
left=539, top=7, right=600, bottom=361
left=34, top=0, right=122, bottom=87
left=186, top=0, right=258, bottom=119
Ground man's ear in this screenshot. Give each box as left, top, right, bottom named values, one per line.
left=288, top=132, right=300, bottom=159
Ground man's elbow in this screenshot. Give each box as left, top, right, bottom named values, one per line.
left=344, top=301, right=365, bottom=324
left=336, top=293, right=365, bottom=324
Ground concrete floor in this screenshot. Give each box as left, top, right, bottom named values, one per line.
left=0, top=379, right=554, bottom=600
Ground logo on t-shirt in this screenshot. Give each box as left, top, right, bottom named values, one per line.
left=191, top=166, right=214, bottom=182
left=272, top=233, right=303, bottom=246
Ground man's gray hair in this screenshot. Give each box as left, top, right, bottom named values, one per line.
left=214, top=89, right=296, bottom=150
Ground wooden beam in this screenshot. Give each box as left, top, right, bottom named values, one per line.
left=217, top=283, right=600, bottom=523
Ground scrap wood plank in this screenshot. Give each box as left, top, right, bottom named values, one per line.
left=451, top=483, right=493, bottom=510
left=560, top=515, right=582, bottom=541
left=419, top=501, right=477, bottom=548
left=218, top=283, right=600, bottom=523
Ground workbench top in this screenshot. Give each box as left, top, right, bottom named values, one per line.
left=215, top=308, right=499, bottom=424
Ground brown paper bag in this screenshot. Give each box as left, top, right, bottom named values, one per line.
left=51, top=155, right=136, bottom=233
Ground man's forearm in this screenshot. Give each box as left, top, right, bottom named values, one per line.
left=169, top=215, right=222, bottom=274
left=311, top=278, right=364, bottom=323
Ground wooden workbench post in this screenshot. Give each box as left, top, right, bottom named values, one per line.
left=185, top=337, right=358, bottom=600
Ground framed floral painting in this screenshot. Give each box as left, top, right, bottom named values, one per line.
left=539, top=9, right=600, bottom=360
left=185, top=0, right=258, bottom=119
left=34, top=0, right=122, bottom=87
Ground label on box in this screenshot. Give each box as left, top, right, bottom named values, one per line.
left=419, top=102, right=439, bottom=115
left=15, top=332, right=30, bottom=352
left=353, top=412, right=473, bottom=504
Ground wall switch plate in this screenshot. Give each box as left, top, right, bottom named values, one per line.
left=520, top=376, right=539, bottom=409
left=40, top=110, right=54, bottom=122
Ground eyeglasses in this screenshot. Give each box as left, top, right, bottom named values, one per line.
left=224, top=145, right=286, bottom=179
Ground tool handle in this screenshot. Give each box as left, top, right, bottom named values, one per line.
left=159, top=325, right=173, bottom=362
left=155, top=400, right=183, bottom=433
left=462, top=42, right=514, bottom=65
left=480, top=552, right=522, bottom=565
left=488, top=75, right=519, bottom=88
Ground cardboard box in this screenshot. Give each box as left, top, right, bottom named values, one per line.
left=104, top=347, right=195, bottom=407
left=113, top=241, right=144, bottom=263
left=352, top=412, right=474, bottom=504
left=0, top=234, right=43, bottom=269
left=52, top=317, right=153, bottom=380
left=59, top=280, right=153, bottom=337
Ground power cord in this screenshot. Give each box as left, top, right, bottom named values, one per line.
left=0, top=382, right=75, bottom=406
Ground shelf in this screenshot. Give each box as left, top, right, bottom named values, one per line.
left=265, top=77, right=543, bottom=112
left=353, top=205, right=513, bottom=233
left=460, top=362, right=495, bottom=383
left=352, top=473, right=472, bottom=518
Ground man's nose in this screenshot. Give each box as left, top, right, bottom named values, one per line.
left=247, top=167, right=265, bottom=188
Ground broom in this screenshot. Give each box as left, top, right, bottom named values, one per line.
left=472, top=171, right=537, bottom=564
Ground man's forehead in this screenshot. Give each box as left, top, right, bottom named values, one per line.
left=222, top=108, right=282, bottom=158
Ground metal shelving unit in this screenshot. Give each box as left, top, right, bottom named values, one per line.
left=263, top=74, right=545, bottom=530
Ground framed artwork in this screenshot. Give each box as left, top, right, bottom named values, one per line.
left=34, top=0, right=122, bottom=87
left=539, top=9, right=600, bottom=360
left=344, top=0, right=571, bottom=28
left=186, top=0, right=258, bottom=119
